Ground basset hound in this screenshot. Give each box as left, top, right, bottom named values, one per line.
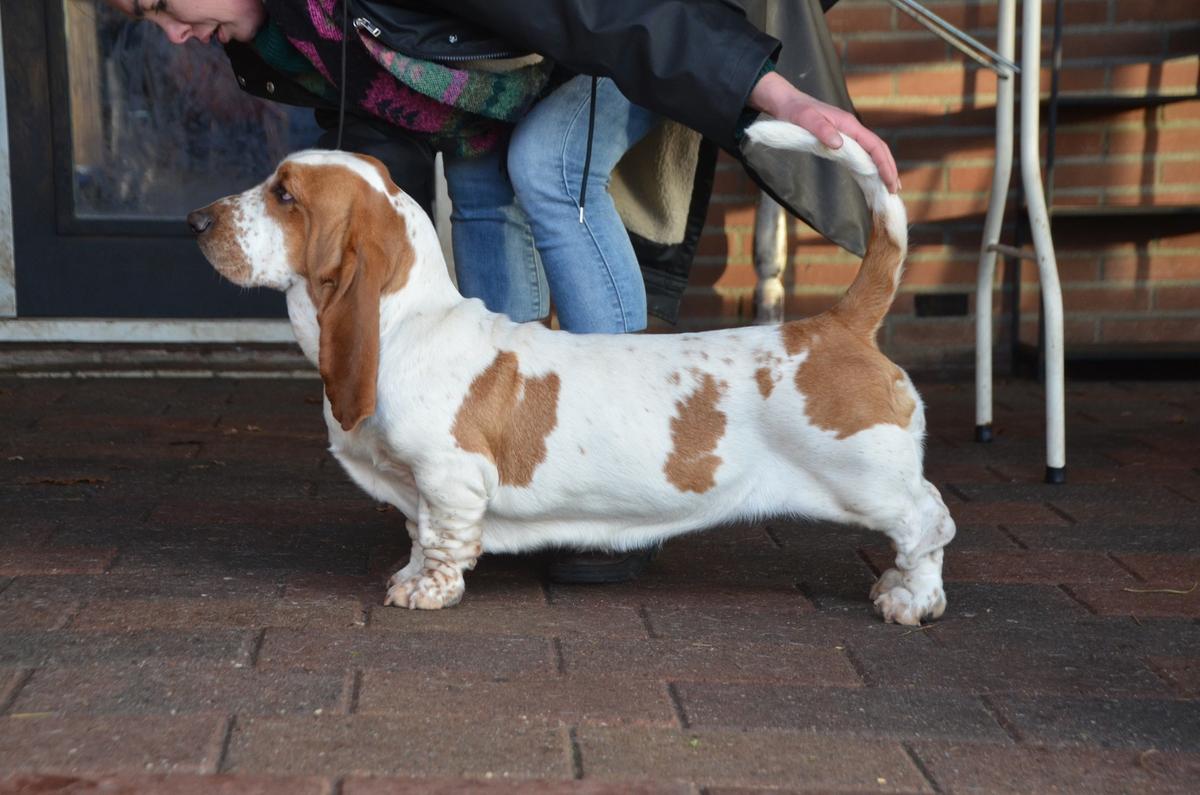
left=188, top=120, right=955, bottom=625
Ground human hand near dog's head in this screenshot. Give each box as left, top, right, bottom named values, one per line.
left=748, top=72, right=900, bottom=194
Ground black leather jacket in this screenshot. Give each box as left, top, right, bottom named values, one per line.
left=233, top=0, right=778, bottom=153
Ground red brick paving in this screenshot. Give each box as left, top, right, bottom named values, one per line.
left=0, top=774, right=332, bottom=795
left=0, top=594, right=75, bottom=631
left=367, top=604, right=647, bottom=638
left=0, top=548, right=117, bottom=577
left=911, top=743, right=1200, bottom=794
left=1149, top=657, right=1200, bottom=698
left=255, top=628, right=555, bottom=676
left=355, top=672, right=678, bottom=727
left=10, top=663, right=350, bottom=717
left=574, top=728, right=933, bottom=791
left=0, top=629, right=259, bottom=668
left=861, top=547, right=1140, bottom=585
left=0, top=376, right=1198, bottom=791
left=1113, top=553, right=1200, bottom=584
left=559, top=636, right=863, bottom=685
left=673, top=681, right=1011, bottom=742
left=225, top=716, right=572, bottom=779
left=0, top=714, right=228, bottom=776
left=984, top=694, right=1200, bottom=751
left=342, top=779, right=692, bottom=794
left=71, top=597, right=366, bottom=631
left=1066, top=582, right=1200, bottom=618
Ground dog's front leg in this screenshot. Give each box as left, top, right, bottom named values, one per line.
left=385, top=482, right=485, bottom=610
left=388, top=518, right=425, bottom=587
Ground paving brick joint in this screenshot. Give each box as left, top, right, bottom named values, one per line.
left=1, top=376, right=1198, bottom=792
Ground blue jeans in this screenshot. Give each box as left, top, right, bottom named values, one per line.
left=443, top=76, right=658, bottom=333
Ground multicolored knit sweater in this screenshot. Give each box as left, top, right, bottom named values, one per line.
left=261, top=0, right=553, bottom=157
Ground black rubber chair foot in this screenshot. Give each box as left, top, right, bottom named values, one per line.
left=975, top=424, right=994, bottom=443
left=1045, top=466, right=1067, bottom=485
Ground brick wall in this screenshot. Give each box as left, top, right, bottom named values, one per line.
left=677, top=0, right=1200, bottom=372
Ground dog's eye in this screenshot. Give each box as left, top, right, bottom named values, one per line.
left=272, top=183, right=294, bottom=204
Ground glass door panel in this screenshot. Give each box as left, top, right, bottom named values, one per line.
left=4, top=2, right=321, bottom=318
left=64, top=0, right=320, bottom=225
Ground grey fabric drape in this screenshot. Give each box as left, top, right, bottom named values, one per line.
left=740, top=0, right=872, bottom=257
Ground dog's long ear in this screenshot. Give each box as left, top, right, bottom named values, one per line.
left=306, top=209, right=382, bottom=433
left=299, top=156, right=417, bottom=432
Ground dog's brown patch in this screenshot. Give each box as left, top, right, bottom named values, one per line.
left=288, top=157, right=417, bottom=431
left=452, top=351, right=560, bottom=487
left=754, top=368, right=776, bottom=399
left=753, top=351, right=784, bottom=399
left=262, top=171, right=305, bottom=279
left=664, top=372, right=727, bottom=493
left=782, top=318, right=915, bottom=439
left=830, top=215, right=905, bottom=338
left=275, top=158, right=416, bottom=300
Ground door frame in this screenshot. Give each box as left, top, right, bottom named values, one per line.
left=0, top=4, right=452, bottom=346
left=1, top=1, right=288, bottom=322
left=0, top=5, right=15, bottom=320
left=0, top=5, right=289, bottom=342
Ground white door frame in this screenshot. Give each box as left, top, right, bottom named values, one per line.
left=0, top=5, right=16, bottom=319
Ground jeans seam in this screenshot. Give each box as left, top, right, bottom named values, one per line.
left=524, top=224, right=547, bottom=318
left=557, top=78, right=632, bottom=332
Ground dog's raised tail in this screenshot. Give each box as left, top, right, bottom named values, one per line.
left=742, top=119, right=907, bottom=341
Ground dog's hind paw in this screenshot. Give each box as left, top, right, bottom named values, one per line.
left=385, top=570, right=464, bottom=610
left=870, top=568, right=946, bottom=626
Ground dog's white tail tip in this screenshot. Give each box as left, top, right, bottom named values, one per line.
left=743, top=117, right=897, bottom=225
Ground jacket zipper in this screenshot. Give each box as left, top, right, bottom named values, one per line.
left=353, top=17, right=521, bottom=61
left=352, top=17, right=382, bottom=37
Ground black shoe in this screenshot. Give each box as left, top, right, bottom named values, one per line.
left=546, top=546, right=659, bottom=584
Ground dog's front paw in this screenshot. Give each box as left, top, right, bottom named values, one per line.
left=870, top=568, right=946, bottom=626
left=384, top=569, right=464, bottom=610
left=388, top=558, right=423, bottom=589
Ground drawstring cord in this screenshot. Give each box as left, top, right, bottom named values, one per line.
left=577, top=76, right=598, bottom=223
left=335, top=0, right=348, bottom=150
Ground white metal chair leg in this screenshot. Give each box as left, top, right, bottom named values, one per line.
left=975, top=0, right=1017, bottom=444
left=753, top=192, right=787, bottom=325
left=1019, top=0, right=1067, bottom=483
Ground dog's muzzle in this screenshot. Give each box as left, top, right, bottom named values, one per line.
left=187, top=210, right=214, bottom=235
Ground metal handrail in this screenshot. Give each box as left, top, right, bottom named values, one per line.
left=886, top=0, right=1020, bottom=76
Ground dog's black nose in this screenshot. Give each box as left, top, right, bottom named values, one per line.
left=187, top=210, right=213, bottom=235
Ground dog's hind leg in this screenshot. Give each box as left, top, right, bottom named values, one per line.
left=869, top=479, right=956, bottom=625
left=385, top=476, right=486, bottom=610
